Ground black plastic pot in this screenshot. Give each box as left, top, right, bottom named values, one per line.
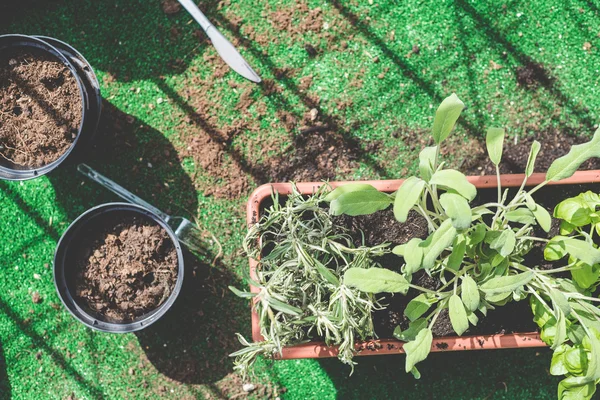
left=0, top=34, right=101, bottom=180
left=53, top=203, right=185, bottom=333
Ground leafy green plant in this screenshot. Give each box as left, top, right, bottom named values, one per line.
left=328, top=94, right=600, bottom=398
left=229, top=185, right=389, bottom=374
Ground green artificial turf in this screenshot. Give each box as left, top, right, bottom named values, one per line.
left=1, top=0, right=600, bottom=398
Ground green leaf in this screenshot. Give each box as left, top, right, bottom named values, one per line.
left=554, top=197, right=592, bottom=227
left=525, top=140, right=542, bottom=177
left=422, top=219, right=458, bottom=270
left=480, top=271, right=534, bottom=295
left=545, top=236, right=568, bottom=261
left=394, top=177, right=426, bottom=223
left=486, top=127, right=505, bottom=165
left=405, top=294, right=436, bottom=322
left=487, top=230, right=516, bottom=257
left=312, top=258, right=340, bottom=286
left=564, top=346, right=588, bottom=375
left=330, top=190, right=392, bottom=216
left=404, top=328, right=433, bottom=373
left=404, top=238, right=425, bottom=275
left=562, top=238, right=600, bottom=267
left=325, top=183, right=378, bottom=202
left=461, top=276, right=480, bottom=312
left=552, top=311, right=567, bottom=350
left=468, top=223, right=487, bottom=246
left=571, top=261, right=600, bottom=289
left=532, top=204, right=552, bottom=233
left=558, top=380, right=596, bottom=400
left=467, top=311, right=479, bottom=325
left=546, top=126, right=600, bottom=181
left=550, top=344, right=569, bottom=376
left=392, top=244, right=406, bottom=256
left=419, top=146, right=438, bottom=182
left=506, top=208, right=536, bottom=225
left=344, top=267, right=409, bottom=294
left=267, top=298, right=303, bottom=316
left=430, top=169, right=477, bottom=201
left=394, top=318, right=428, bottom=342
left=440, top=193, right=472, bottom=231
left=449, top=294, right=469, bottom=335
left=228, top=286, right=257, bottom=299
left=447, top=235, right=466, bottom=271
left=432, top=93, right=465, bottom=144
left=548, top=287, right=571, bottom=316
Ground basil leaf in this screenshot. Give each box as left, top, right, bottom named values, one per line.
left=546, top=126, right=600, bottom=182
left=325, top=183, right=379, bottom=202
left=486, top=127, right=505, bottom=166
left=430, top=169, right=477, bottom=201
left=461, top=276, right=480, bottom=312
left=330, top=190, right=392, bottom=216
left=404, top=328, right=433, bottom=373
left=554, top=197, right=592, bottom=227
left=440, top=193, right=472, bottom=231
left=344, top=267, right=409, bottom=294
left=571, top=261, right=600, bottom=289
left=394, top=177, right=426, bottom=223
left=550, top=344, right=569, bottom=376
left=449, top=294, right=469, bottom=336
left=432, top=93, right=465, bottom=144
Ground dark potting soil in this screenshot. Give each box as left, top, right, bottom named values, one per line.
left=0, top=47, right=82, bottom=168
left=335, top=183, right=599, bottom=339
left=72, top=213, right=178, bottom=323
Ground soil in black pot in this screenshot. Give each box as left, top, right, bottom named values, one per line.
left=0, top=48, right=82, bottom=168
left=72, top=213, right=178, bottom=323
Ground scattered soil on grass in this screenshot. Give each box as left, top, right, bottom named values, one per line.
left=72, top=213, right=178, bottom=323
left=0, top=48, right=81, bottom=168
left=161, top=0, right=181, bottom=15
left=515, top=62, right=554, bottom=89
left=463, top=128, right=600, bottom=176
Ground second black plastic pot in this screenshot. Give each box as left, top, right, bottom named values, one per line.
left=53, top=203, right=185, bottom=333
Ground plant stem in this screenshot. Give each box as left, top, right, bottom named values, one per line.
left=496, top=165, right=502, bottom=204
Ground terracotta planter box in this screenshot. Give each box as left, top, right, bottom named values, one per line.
left=246, top=170, right=600, bottom=359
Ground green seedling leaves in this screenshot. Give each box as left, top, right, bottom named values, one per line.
left=344, top=267, right=409, bottom=294
left=480, top=271, right=534, bottom=295
left=330, top=190, right=392, bottom=216
left=405, top=294, right=436, bottom=321
left=449, top=294, right=469, bottom=335
left=506, top=208, right=536, bottom=225
left=440, top=193, right=472, bottom=230
left=419, top=146, right=438, bottom=182
left=546, top=126, right=600, bottom=182
left=432, top=93, right=465, bottom=144
left=486, top=127, right=505, bottom=166
left=404, top=327, right=433, bottom=373
left=325, top=183, right=379, bottom=202
left=394, top=318, right=428, bottom=342
left=486, top=230, right=516, bottom=257
left=461, top=276, right=480, bottom=312
left=430, top=169, right=477, bottom=201
left=422, top=219, right=458, bottom=270
left=394, top=177, right=426, bottom=222
left=525, top=140, right=542, bottom=177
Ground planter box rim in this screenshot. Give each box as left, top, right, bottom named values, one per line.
left=246, top=169, right=600, bottom=359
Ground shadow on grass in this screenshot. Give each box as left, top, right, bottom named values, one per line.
left=317, top=348, right=558, bottom=399
left=0, top=342, right=10, bottom=400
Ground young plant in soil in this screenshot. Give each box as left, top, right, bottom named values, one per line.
left=329, top=94, right=600, bottom=398
left=230, top=186, right=389, bottom=374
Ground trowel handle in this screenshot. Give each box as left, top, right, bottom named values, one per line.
left=77, top=164, right=170, bottom=222
left=177, top=0, right=213, bottom=32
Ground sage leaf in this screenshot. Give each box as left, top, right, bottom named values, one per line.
left=486, top=127, right=505, bottom=166
left=525, top=140, right=541, bottom=177
left=544, top=236, right=567, bottom=261
left=404, top=238, right=424, bottom=275
left=447, top=235, right=466, bottom=271
left=394, top=318, right=428, bottom=341
left=487, top=229, right=516, bottom=257
left=562, top=238, right=600, bottom=267
left=419, top=146, right=438, bottom=182
left=449, top=294, right=469, bottom=335
left=480, top=271, right=534, bottom=295
left=552, top=311, right=567, bottom=350
left=344, top=267, right=409, bottom=294
left=430, top=169, right=477, bottom=201
left=532, top=204, right=552, bottom=233
left=404, top=327, right=433, bottom=373
left=440, top=193, right=472, bottom=230
left=405, top=294, right=435, bottom=322
left=468, top=223, right=487, bottom=246
left=330, top=190, right=392, bottom=216
left=506, top=208, right=536, bottom=225
left=546, top=126, right=600, bottom=182
left=548, top=287, right=571, bottom=316
left=422, top=219, right=458, bottom=270
left=432, top=93, right=465, bottom=144
left=461, top=276, right=480, bottom=312
left=394, top=177, right=426, bottom=223
left=325, top=183, right=378, bottom=202
left=467, top=311, right=479, bottom=325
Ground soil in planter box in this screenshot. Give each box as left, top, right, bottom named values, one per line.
left=0, top=48, right=82, bottom=168
left=334, top=183, right=599, bottom=339
left=72, top=213, right=178, bottom=323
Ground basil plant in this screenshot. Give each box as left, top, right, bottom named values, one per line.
left=327, top=94, right=600, bottom=398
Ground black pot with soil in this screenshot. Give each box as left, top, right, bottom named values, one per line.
left=54, top=203, right=185, bottom=333
left=0, top=34, right=102, bottom=180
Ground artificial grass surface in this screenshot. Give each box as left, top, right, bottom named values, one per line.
left=1, top=0, right=600, bottom=398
